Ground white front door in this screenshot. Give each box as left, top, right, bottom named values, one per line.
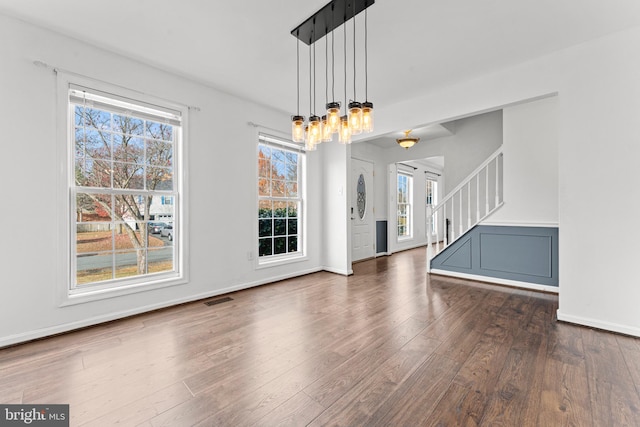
left=351, top=158, right=375, bottom=262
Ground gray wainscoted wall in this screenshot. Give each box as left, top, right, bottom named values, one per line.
left=430, top=225, right=559, bottom=286
left=376, top=221, right=387, bottom=254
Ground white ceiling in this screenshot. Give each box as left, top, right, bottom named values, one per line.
left=2, top=0, right=640, bottom=135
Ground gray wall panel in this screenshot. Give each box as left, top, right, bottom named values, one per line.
left=431, top=225, right=559, bottom=286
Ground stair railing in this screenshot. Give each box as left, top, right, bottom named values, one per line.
left=427, top=147, right=504, bottom=270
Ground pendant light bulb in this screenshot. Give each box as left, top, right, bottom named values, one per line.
left=348, top=101, right=363, bottom=135
left=326, top=101, right=341, bottom=133
left=321, top=115, right=332, bottom=142
left=292, top=115, right=305, bottom=142
left=339, top=115, right=352, bottom=144
left=361, top=102, right=374, bottom=133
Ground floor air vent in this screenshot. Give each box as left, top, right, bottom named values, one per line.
left=204, top=296, right=233, bottom=306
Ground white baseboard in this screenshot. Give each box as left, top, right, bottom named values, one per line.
left=375, top=252, right=391, bottom=257
left=0, top=266, right=324, bottom=348
left=429, top=269, right=559, bottom=294
left=322, top=266, right=353, bottom=276
left=556, top=311, right=640, bottom=338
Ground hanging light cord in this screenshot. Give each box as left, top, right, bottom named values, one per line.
left=325, top=28, right=329, bottom=105
left=344, top=13, right=347, bottom=107
left=313, top=39, right=317, bottom=114
left=365, top=7, right=368, bottom=102
left=309, top=43, right=312, bottom=115
left=296, top=34, right=300, bottom=115
left=331, top=6, right=335, bottom=102
left=353, top=0, right=357, bottom=101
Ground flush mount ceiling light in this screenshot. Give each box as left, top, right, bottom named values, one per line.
left=290, top=0, right=375, bottom=147
left=397, top=130, right=420, bottom=149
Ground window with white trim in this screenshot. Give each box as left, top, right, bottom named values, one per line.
left=258, top=134, right=304, bottom=262
left=397, top=172, right=412, bottom=238
left=70, top=86, right=182, bottom=293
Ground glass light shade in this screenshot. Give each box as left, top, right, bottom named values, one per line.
left=396, top=130, right=419, bottom=149
left=304, top=125, right=317, bottom=151
left=348, top=101, right=363, bottom=135
left=339, top=115, right=352, bottom=144
left=308, top=115, right=321, bottom=141
left=326, top=102, right=341, bottom=133
left=361, top=102, right=374, bottom=133
left=321, top=115, right=332, bottom=142
left=291, top=115, right=305, bottom=142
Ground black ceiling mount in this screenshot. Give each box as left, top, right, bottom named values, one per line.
left=291, top=0, right=375, bottom=45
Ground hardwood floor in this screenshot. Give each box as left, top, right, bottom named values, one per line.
left=2, top=247, right=640, bottom=426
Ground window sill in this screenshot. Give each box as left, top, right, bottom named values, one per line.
left=60, top=274, right=187, bottom=307
left=256, top=253, right=308, bottom=270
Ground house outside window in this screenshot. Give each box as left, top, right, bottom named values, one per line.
left=258, top=134, right=304, bottom=263
left=397, top=172, right=412, bottom=238
left=69, top=85, right=183, bottom=295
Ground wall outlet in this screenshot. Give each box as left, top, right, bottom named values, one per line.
left=247, top=251, right=254, bottom=261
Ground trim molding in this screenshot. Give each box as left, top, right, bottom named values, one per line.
left=557, top=310, right=640, bottom=338
left=322, top=266, right=354, bottom=276
left=0, top=267, right=323, bottom=348
left=430, top=269, right=559, bottom=294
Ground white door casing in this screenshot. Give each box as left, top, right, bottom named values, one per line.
left=351, top=158, right=375, bottom=262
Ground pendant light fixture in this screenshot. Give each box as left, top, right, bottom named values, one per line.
left=339, top=10, right=351, bottom=145
left=291, top=0, right=375, bottom=149
left=396, top=130, right=420, bottom=149
left=361, top=6, right=374, bottom=133
left=348, top=0, right=363, bottom=135
left=291, top=31, right=305, bottom=142
left=306, top=38, right=319, bottom=151
left=321, top=30, right=333, bottom=142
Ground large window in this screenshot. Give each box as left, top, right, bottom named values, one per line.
left=397, top=172, right=413, bottom=238
left=258, top=135, right=304, bottom=262
left=70, top=86, right=183, bottom=293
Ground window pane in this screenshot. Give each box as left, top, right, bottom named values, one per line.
left=258, top=157, right=271, bottom=178
left=146, top=121, right=173, bottom=142
left=288, top=236, right=298, bottom=252
left=112, top=162, right=144, bottom=189
left=259, top=219, right=272, bottom=237
left=274, top=219, right=286, bottom=236
left=258, top=178, right=270, bottom=197
left=285, top=182, right=298, bottom=198
left=148, top=247, right=174, bottom=273
left=76, top=193, right=112, bottom=221
left=115, top=194, right=146, bottom=222
left=274, top=237, right=287, bottom=254
left=259, top=238, right=272, bottom=257
left=113, top=114, right=144, bottom=136
left=76, top=252, right=113, bottom=285
left=146, top=140, right=173, bottom=167
left=75, top=106, right=85, bottom=126
left=80, top=158, right=112, bottom=188
left=85, top=108, right=111, bottom=131
left=84, top=129, right=111, bottom=159
left=285, top=161, right=298, bottom=181
left=273, top=201, right=287, bottom=218
left=76, top=224, right=113, bottom=254
left=287, top=219, right=297, bottom=235
left=147, top=166, right=173, bottom=190
left=272, top=149, right=285, bottom=162
left=259, top=200, right=272, bottom=217
left=287, top=202, right=298, bottom=217
left=115, top=250, right=144, bottom=278
left=113, top=135, right=144, bottom=164
left=272, top=180, right=285, bottom=197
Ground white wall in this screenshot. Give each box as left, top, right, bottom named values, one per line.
left=484, top=96, right=559, bottom=226
left=364, top=26, right=640, bottom=337
left=0, top=14, right=324, bottom=346
left=442, top=111, right=503, bottom=193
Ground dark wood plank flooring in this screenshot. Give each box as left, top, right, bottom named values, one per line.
left=1, top=247, right=640, bottom=426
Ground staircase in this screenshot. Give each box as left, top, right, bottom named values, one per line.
left=426, top=147, right=503, bottom=271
